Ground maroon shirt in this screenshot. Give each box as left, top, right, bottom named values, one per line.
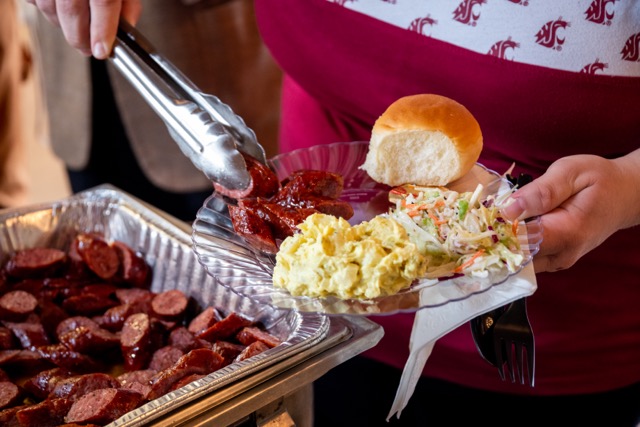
left=255, top=0, right=640, bottom=395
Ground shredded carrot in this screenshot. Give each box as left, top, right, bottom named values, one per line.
left=428, top=212, right=448, bottom=226
left=512, top=219, right=519, bottom=235
left=453, top=249, right=485, bottom=273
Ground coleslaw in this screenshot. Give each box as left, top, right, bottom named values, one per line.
left=384, top=183, right=524, bottom=279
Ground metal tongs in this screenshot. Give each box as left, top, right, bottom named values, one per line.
left=110, top=20, right=267, bottom=191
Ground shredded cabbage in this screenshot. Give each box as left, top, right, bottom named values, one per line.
left=384, top=184, right=524, bottom=279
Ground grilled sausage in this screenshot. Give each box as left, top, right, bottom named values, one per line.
left=49, top=373, right=120, bottom=401
left=196, top=312, right=253, bottom=342
left=0, top=290, right=38, bottom=322
left=0, top=381, right=22, bottom=410
left=74, top=234, right=120, bottom=280
left=150, top=289, right=188, bottom=322
left=4, top=248, right=68, bottom=279
left=227, top=204, right=278, bottom=254
left=213, top=153, right=280, bottom=200
left=64, top=388, right=144, bottom=425
left=112, top=242, right=151, bottom=288
left=146, top=348, right=224, bottom=400
left=22, top=367, right=74, bottom=400
left=15, top=397, right=73, bottom=427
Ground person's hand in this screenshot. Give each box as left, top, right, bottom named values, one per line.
left=25, top=0, right=142, bottom=59
left=502, top=150, right=640, bottom=273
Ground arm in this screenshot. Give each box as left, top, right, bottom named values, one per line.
left=502, top=148, right=640, bottom=273
left=25, top=0, right=142, bottom=58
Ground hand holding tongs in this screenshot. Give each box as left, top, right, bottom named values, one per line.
left=110, top=20, right=268, bottom=191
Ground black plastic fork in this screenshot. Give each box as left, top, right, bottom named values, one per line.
left=493, top=297, right=535, bottom=386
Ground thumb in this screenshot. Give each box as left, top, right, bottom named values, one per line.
left=501, top=170, right=576, bottom=222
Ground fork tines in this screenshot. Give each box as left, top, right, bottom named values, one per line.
left=495, top=337, right=535, bottom=386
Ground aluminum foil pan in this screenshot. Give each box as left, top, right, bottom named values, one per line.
left=0, top=185, right=329, bottom=427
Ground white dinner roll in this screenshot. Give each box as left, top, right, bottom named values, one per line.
left=360, top=94, right=483, bottom=186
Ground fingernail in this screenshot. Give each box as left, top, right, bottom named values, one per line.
left=92, top=42, right=110, bottom=59
left=502, top=198, right=524, bottom=221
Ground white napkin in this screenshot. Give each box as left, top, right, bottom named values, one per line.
left=386, top=262, right=537, bottom=420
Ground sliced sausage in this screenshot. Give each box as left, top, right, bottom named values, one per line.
left=58, top=325, right=120, bottom=355
left=49, top=372, right=120, bottom=401
left=187, top=307, right=222, bottom=336
left=116, top=369, right=156, bottom=389
left=292, top=197, right=354, bottom=220
left=211, top=341, right=246, bottom=366
left=120, top=313, right=157, bottom=371
left=150, top=289, right=188, bottom=321
left=0, top=382, right=22, bottom=410
left=36, top=344, right=103, bottom=373
left=0, top=328, right=17, bottom=351
left=197, top=312, right=253, bottom=343
left=15, top=397, right=73, bottom=426
left=169, top=373, right=205, bottom=392
left=22, top=367, right=74, bottom=400
left=4, top=321, right=51, bottom=349
left=64, top=388, right=144, bottom=425
left=61, top=292, right=118, bottom=316
left=115, top=288, right=155, bottom=305
left=168, top=327, right=210, bottom=353
left=55, top=316, right=101, bottom=339
left=274, top=170, right=344, bottom=203
left=146, top=348, right=224, bottom=400
left=0, top=404, right=27, bottom=427
left=235, top=340, right=270, bottom=362
left=112, top=241, right=151, bottom=288
left=235, top=326, right=281, bottom=348
left=4, top=248, right=67, bottom=279
left=227, top=205, right=278, bottom=254
left=213, top=152, right=280, bottom=200
left=148, top=346, right=184, bottom=371
left=75, top=234, right=120, bottom=280
left=94, top=301, right=150, bottom=332
left=0, top=290, right=38, bottom=322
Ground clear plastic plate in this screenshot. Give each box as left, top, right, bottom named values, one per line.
left=192, top=141, right=543, bottom=316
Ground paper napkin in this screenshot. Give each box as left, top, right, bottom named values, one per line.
left=387, top=262, right=537, bottom=420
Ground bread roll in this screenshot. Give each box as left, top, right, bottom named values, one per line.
left=360, top=94, right=483, bottom=186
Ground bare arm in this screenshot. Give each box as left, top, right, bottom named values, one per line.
left=502, top=148, right=640, bottom=273
left=25, top=0, right=142, bottom=58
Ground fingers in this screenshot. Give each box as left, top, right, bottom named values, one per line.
left=33, top=0, right=143, bottom=59
left=86, top=0, right=123, bottom=59
left=55, top=0, right=92, bottom=56
left=33, top=0, right=60, bottom=26
left=501, top=160, right=584, bottom=222
left=89, top=0, right=142, bottom=59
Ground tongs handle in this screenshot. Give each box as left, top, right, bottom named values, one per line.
left=110, top=19, right=267, bottom=190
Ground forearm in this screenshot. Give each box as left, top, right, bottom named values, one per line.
left=611, top=147, right=640, bottom=230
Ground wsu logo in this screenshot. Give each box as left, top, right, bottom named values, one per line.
left=585, top=0, right=618, bottom=25
left=488, top=38, right=520, bottom=60
left=580, top=59, right=608, bottom=74
left=621, top=33, right=640, bottom=62
left=327, top=0, right=356, bottom=6
left=535, top=18, right=570, bottom=51
left=408, top=15, right=438, bottom=36
left=453, top=0, right=487, bottom=26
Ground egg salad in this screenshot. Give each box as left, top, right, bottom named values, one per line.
left=272, top=213, right=426, bottom=300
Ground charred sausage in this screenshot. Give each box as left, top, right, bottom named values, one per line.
left=64, top=388, right=144, bottom=425
left=213, top=153, right=280, bottom=200
left=4, top=248, right=67, bottom=279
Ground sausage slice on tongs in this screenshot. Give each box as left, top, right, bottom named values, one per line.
left=110, top=20, right=268, bottom=192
